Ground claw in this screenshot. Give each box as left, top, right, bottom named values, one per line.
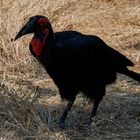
left=89, top=116, right=96, bottom=127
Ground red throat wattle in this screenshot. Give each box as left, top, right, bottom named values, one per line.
left=31, top=28, right=49, bottom=56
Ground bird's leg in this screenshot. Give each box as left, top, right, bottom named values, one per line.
left=89, top=86, right=105, bottom=125
left=89, top=99, right=101, bottom=124
left=60, top=99, right=75, bottom=128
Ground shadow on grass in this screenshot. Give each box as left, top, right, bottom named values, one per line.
left=1, top=80, right=140, bottom=139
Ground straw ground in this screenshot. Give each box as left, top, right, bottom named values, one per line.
left=0, top=0, right=140, bottom=139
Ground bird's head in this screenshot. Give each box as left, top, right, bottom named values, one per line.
left=14, top=15, right=52, bottom=41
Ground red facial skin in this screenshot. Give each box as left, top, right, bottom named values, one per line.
left=37, top=18, right=48, bottom=29
left=31, top=18, right=49, bottom=56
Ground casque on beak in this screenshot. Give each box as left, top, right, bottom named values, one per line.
left=14, top=20, right=34, bottom=41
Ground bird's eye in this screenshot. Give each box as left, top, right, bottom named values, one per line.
left=39, top=22, right=44, bottom=26
left=37, top=18, right=48, bottom=27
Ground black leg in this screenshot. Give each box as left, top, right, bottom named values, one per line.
left=89, top=99, right=101, bottom=123
left=60, top=99, right=75, bottom=128
left=89, top=86, right=105, bottom=124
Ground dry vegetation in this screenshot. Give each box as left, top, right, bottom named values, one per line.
left=0, top=0, right=140, bottom=139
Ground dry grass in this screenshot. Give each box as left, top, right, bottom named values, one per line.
left=0, top=0, right=140, bottom=139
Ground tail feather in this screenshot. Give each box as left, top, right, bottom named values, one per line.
left=119, top=68, right=140, bottom=82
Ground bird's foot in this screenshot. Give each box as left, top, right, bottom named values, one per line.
left=59, top=118, right=65, bottom=129
left=89, top=116, right=96, bottom=127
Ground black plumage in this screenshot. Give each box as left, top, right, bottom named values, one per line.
left=14, top=15, right=140, bottom=127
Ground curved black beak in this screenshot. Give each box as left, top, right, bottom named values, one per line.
left=14, top=20, right=34, bottom=41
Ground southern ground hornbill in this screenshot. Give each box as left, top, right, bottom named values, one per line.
left=14, top=15, right=140, bottom=127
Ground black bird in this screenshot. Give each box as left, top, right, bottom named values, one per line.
left=14, top=15, right=140, bottom=127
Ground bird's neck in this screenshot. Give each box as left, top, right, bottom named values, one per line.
left=31, top=28, right=54, bottom=56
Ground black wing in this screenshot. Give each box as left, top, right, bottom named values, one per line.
left=55, top=35, right=134, bottom=70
